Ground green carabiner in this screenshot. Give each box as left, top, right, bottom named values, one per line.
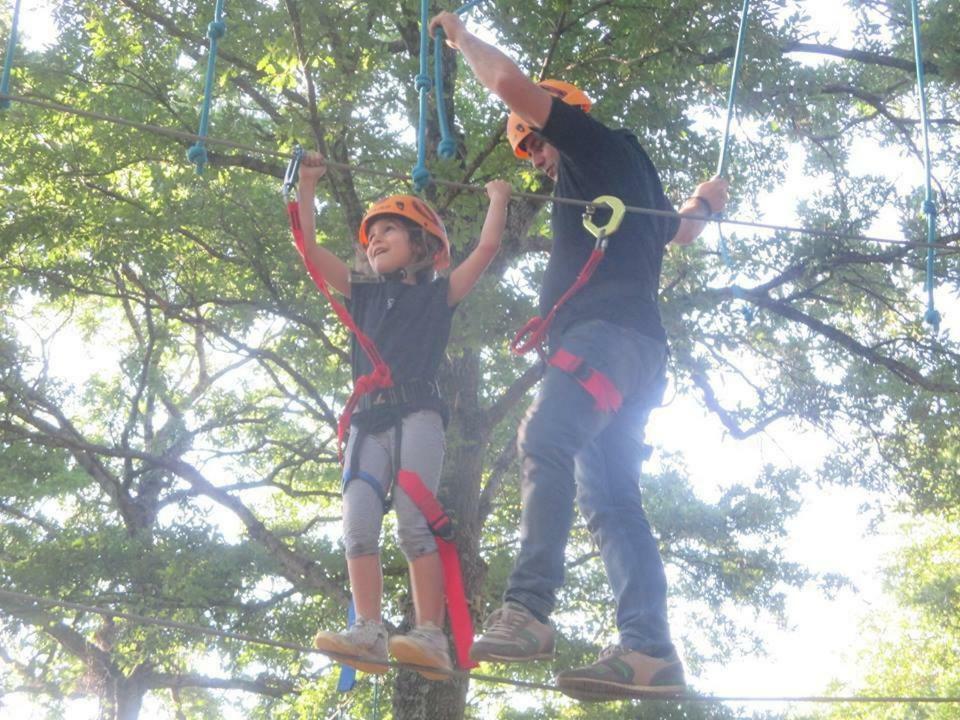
left=582, top=195, right=626, bottom=240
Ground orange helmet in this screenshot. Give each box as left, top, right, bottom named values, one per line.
left=507, top=79, right=593, bottom=159
left=358, top=195, right=450, bottom=270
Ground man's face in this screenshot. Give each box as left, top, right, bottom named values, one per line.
left=525, top=134, right=559, bottom=181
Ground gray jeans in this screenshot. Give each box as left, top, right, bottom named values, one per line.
left=505, top=319, right=675, bottom=657
left=341, top=410, right=446, bottom=561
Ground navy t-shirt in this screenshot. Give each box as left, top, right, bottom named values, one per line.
left=537, top=98, right=680, bottom=343
left=347, top=275, right=455, bottom=424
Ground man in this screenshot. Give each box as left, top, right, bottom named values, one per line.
left=429, top=11, right=728, bottom=700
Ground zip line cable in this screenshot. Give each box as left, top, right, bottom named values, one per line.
left=2, top=588, right=959, bottom=705
left=0, top=91, right=957, bottom=257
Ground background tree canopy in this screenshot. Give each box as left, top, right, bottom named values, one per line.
left=0, top=0, right=957, bottom=718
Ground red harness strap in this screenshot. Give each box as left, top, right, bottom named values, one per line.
left=548, top=348, right=623, bottom=413
left=286, top=201, right=393, bottom=459
left=396, top=469, right=477, bottom=671
left=510, top=247, right=605, bottom=357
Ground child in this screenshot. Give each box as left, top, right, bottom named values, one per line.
left=296, top=151, right=510, bottom=679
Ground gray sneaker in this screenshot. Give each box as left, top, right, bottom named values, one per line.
left=313, top=617, right=389, bottom=674
left=389, top=622, right=453, bottom=681
left=556, top=645, right=686, bottom=701
left=469, top=601, right=556, bottom=663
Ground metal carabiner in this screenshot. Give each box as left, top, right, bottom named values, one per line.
left=582, top=195, right=626, bottom=248
left=282, top=145, right=304, bottom=201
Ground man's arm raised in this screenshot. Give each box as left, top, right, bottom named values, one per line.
left=429, top=11, right=552, bottom=128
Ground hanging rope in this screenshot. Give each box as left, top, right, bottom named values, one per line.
left=0, top=0, right=22, bottom=111
left=411, top=0, right=433, bottom=191
left=2, top=588, right=960, bottom=705
left=1, top=91, right=957, bottom=256
left=414, top=0, right=487, bottom=188
left=908, top=0, right=941, bottom=332
left=715, top=0, right=753, bottom=321
left=187, top=0, right=227, bottom=174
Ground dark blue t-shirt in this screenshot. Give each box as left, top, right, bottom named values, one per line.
left=537, top=98, right=679, bottom=343
left=347, top=275, right=454, bottom=423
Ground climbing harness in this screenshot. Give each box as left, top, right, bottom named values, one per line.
left=511, top=195, right=625, bottom=360
left=282, top=148, right=474, bottom=670
left=0, top=0, right=22, bottom=111
left=187, top=0, right=226, bottom=173
left=412, top=0, right=487, bottom=190
left=282, top=147, right=393, bottom=459
left=908, top=0, right=941, bottom=331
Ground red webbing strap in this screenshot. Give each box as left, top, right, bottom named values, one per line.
left=548, top=348, right=623, bottom=413
left=510, top=247, right=605, bottom=356
left=396, top=470, right=477, bottom=670
left=287, top=201, right=393, bottom=458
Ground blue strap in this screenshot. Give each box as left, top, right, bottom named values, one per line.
left=187, top=0, right=226, bottom=174
left=908, top=0, right=940, bottom=332
left=335, top=598, right=357, bottom=692
left=342, top=469, right=387, bottom=506
left=0, top=0, right=23, bottom=111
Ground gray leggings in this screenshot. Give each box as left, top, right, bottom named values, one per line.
left=341, top=410, right=445, bottom=561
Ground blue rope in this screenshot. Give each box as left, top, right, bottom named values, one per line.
left=414, top=0, right=487, bottom=188
left=433, top=28, right=457, bottom=159
left=908, top=0, right=940, bottom=332
left=187, top=0, right=226, bottom=174
left=0, top=0, right=23, bottom=111
left=412, top=0, right=433, bottom=191
left=716, top=0, right=753, bottom=321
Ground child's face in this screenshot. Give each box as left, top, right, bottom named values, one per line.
left=365, top=217, right=417, bottom=275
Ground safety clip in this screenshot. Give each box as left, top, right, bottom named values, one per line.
left=282, top=145, right=304, bottom=201
left=582, top=195, right=626, bottom=249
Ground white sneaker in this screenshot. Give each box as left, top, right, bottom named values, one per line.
left=314, top=617, right=389, bottom=674
left=388, top=622, right=453, bottom=681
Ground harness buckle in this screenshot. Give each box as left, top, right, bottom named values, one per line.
left=582, top=195, right=626, bottom=246
left=282, top=145, right=304, bottom=201
left=429, top=515, right=455, bottom=542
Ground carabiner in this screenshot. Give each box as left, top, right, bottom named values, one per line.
left=282, top=145, right=304, bottom=201
left=582, top=195, right=626, bottom=246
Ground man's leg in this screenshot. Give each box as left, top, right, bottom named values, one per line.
left=471, top=320, right=651, bottom=662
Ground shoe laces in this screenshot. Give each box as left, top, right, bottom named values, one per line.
left=407, top=623, right=446, bottom=649
left=598, top=644, right=627, bottom=661
left=485, top=602, right=532, bottom=637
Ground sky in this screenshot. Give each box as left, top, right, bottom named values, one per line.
left=3, top=0, right=956, bottom=717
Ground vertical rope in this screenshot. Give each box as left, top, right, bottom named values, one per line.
left=433, top=27, right=456, bottom=159
left=716, top=0, right=752, bottom=320
left=908, top=0, right=941, bottom=332
left=187, top=0, right=226, bottom=174
left=412, top=0, right=433, bottom=191
left=0, top=0, right=23, bottom=111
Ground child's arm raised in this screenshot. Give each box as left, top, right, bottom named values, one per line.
left=447, top=180, right=511, bottom=306
left=297, top=151, right=351, bottom=297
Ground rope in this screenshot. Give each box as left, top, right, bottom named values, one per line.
left=187, top=0, right=227, bottom=174
left=412, top=0, right=433, bottom=191
left=1, top=588, right=959, bottom=704
left=416, top=1, right=487, bottom=186
left=0, top=0, right=22, bottom=111
left=908, top=0, right=941, bottom=332
left=716, top=0, right=753, bottom=320
left=1, top=91, right=957, bottom=256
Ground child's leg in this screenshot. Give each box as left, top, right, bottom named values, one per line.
left=409, top=551, right=444, bottom=626
left=348, top=553, right=383, bottom=622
